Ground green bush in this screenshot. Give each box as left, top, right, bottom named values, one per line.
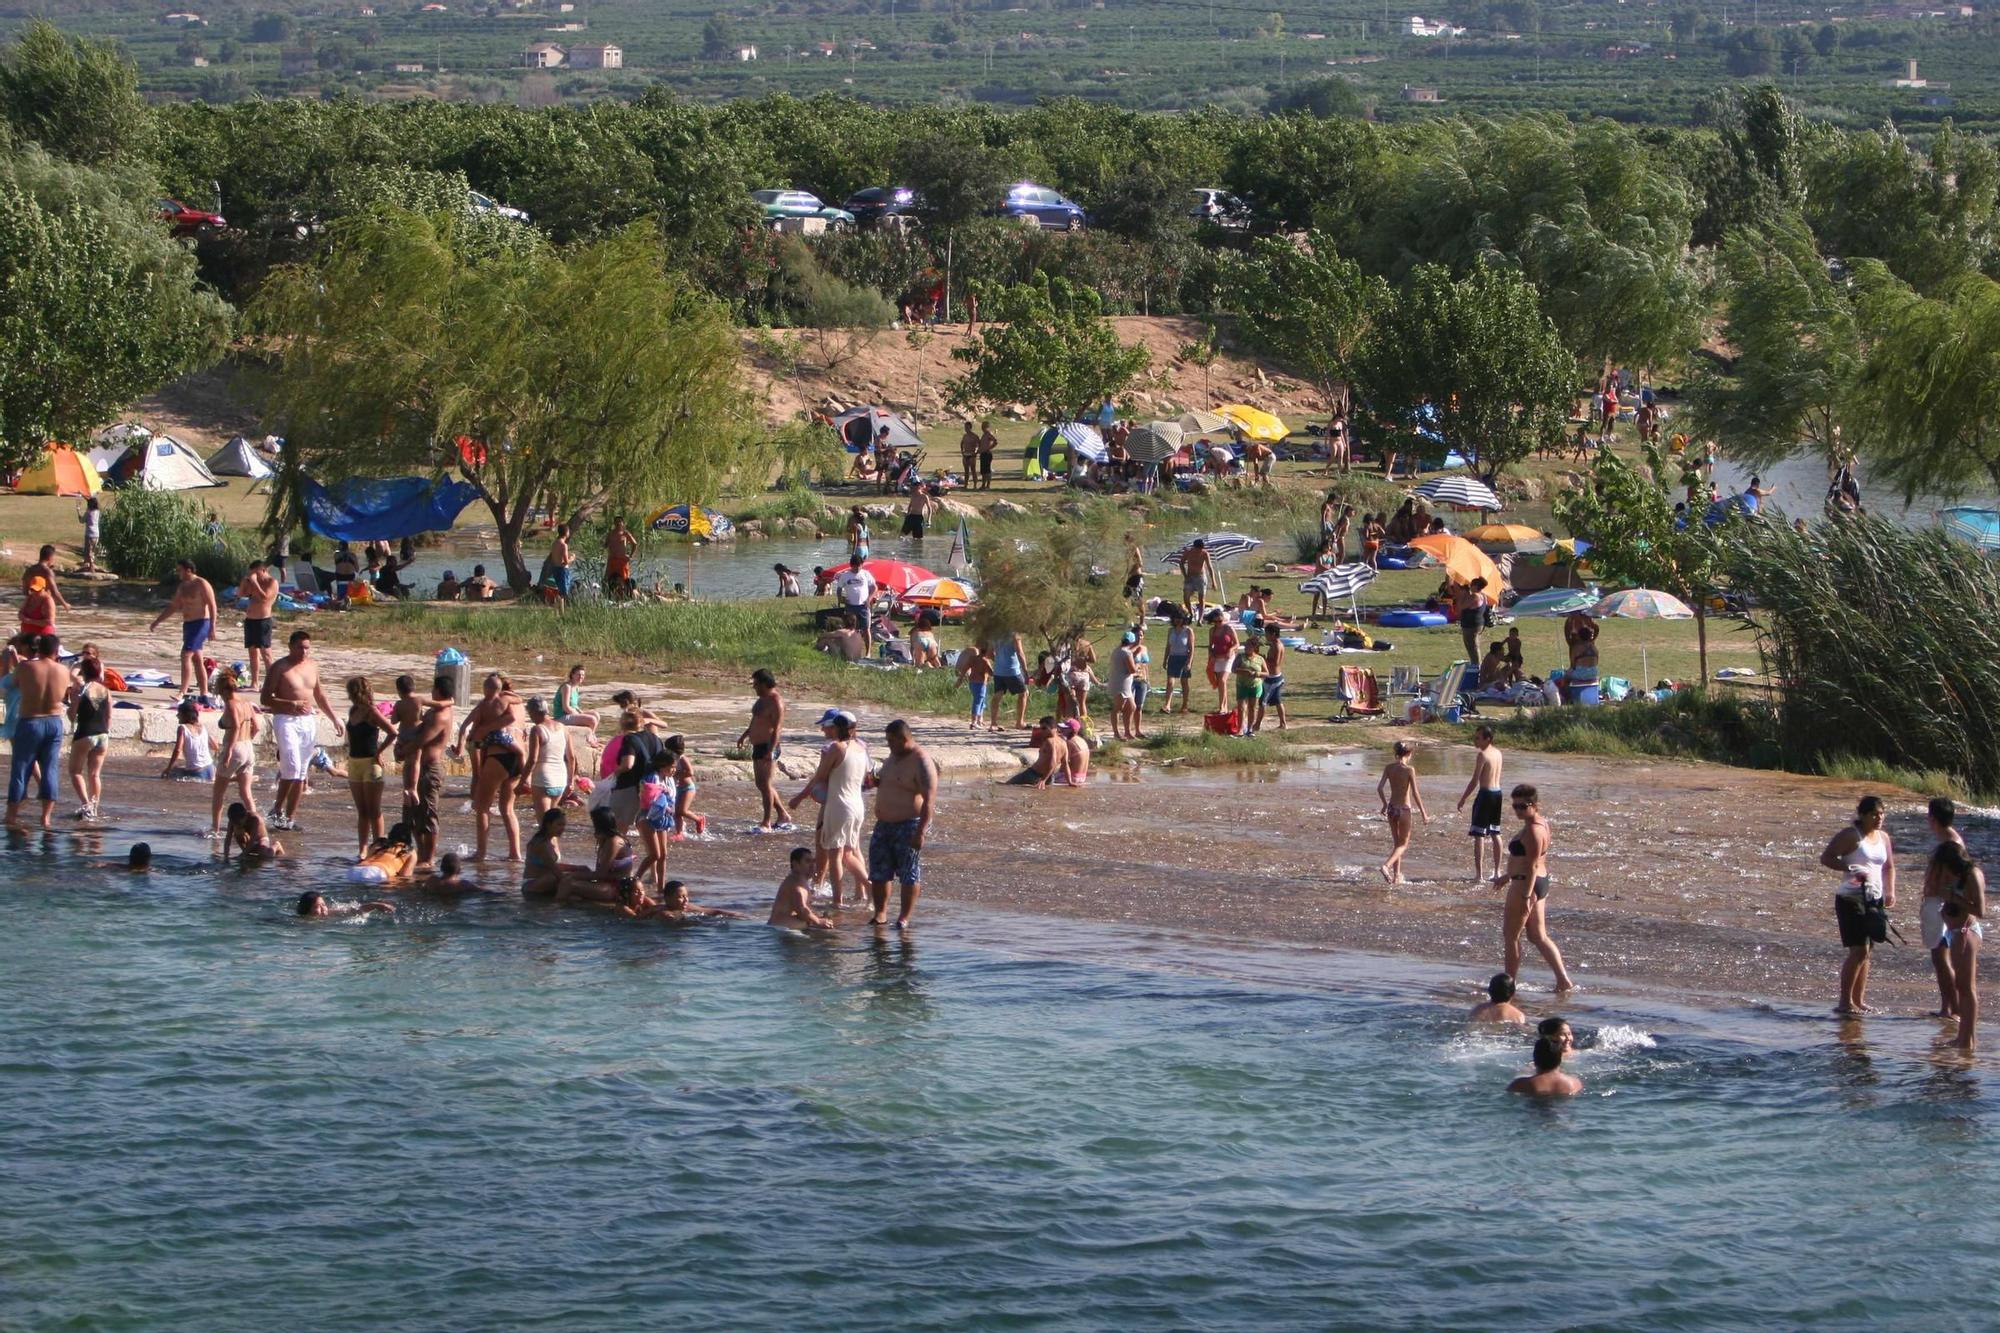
left=100, top=485, right=209, bottom=580
left=192, top=526, right=263, bottom=589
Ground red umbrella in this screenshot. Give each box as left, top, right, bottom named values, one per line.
left=861, top=558, right=938, bottom=596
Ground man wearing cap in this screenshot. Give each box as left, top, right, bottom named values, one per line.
left=867, top=719, right=938, bottom=927
left=794, top=709, right=869, bottom=907
left=149, top=559, right=219, bottom=697
left=833, top=555, right=879, bottom=642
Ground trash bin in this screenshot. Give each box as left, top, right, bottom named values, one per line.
left=436, top=647, right=471, bottom=706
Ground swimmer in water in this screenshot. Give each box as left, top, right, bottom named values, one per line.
left=1537, top=1016, right=1576, bottom=1054
left=296, top=891, right=395, bottom=919
left=658, top=879, right=746, bottom=921
left=1508, top=1035, right=1583, bottom=1097
left=224, top=802, right=284, bottom=863
left=1469, top=973, right=1527, bottom=1024
left=426, top=852, right=490, bottom=894
left=91, top=843, right=154, bottom=873
left=769, top=846, right=835, bottom=930
left=1377, top=740, right=1428, bottom=885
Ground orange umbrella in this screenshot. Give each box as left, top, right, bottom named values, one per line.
left=1408, top=533, right=1505, bottom=590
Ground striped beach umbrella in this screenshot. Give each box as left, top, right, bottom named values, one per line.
left=1300, top=561, right=1377, bottom=618
left=1511, top=587, right=1597, bottom=617
left=1178, top=409, right=1232, bottom=436
left=1591, top=588, right=1694, bottom=620
left=1161, top=531, right=1263, bottom=566
left=1940, top=507, right=2000, bottom=551
left=1055, top=421, right=1107, bottom=463
left=1125, top=421, right=1184, bottom=464
left=1415, top=475, right=1502, bottom=511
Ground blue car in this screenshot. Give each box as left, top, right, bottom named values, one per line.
left=998, top=182, right=1086, bottom=230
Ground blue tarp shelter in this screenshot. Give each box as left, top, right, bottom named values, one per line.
left=304, top=475, right=481, bottom=541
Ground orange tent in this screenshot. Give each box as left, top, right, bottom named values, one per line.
left=15, top=443, right=104, bottom=497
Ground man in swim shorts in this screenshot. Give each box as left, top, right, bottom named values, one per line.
left=1456, top=726, right=1506, bottom=883
left=5, top=633, right=66, bottom=831
left=738, top=668, right=791, bottom=831
left=1922, top=795, right=1969, bottom=1019
left=867, top=719, right=938, bottom=928
left=149, top=559, right=219, bottom=697
left=604, top=516, right=635, bottom=590
left=260, top=629, right=344, bottom=830
left=397, top=674, right=456, bottom=872
left=989, top=630, right=1029, bottom=730
left=236, top=559, right=281, bottom=687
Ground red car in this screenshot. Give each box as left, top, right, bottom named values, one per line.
left=157, top=197, right=225, bottom=236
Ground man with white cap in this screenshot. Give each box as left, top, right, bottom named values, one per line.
left=793, top=708, right=870, bottom=907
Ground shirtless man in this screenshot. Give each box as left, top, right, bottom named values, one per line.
left=22, top=546, right=70, bottom=615
left=546, top=523, right=574, bottom=606
left=604, top=517, right=636, bottom=595
left=867, top=720, right=939, bottom=927
left=395, top=674, right=456, bottom=872
left=769, top=846, right=835, bottom=929
left=1177, top=539, right=1212, bottom=616
left=1376, top=739, right=1428, bottom=884
left=236, top=559, right=281, bottom=687
left=260, top=629, right=343, bottom=829
left=5, top=633, right=67, bottom=830
left=1457, top=726, right=1506, bottom=883
left=955, top=641, right=995, bottom=730
left=1923, top=795, right=1970, bottom=1019
left=1508, top=1035, right=1583, bottom=1097
left=736, top=668, right=791, bottom=831
left=1470, top=973, right=1528, bottom=1024
left=149, top=559, right=219, bottom=696
left=1243, top=439, right=1276, bottom=487
left=210, top=674, right=260, bottom=837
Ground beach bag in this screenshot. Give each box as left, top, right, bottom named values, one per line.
left=1203, top=710, right=1241, bottom=737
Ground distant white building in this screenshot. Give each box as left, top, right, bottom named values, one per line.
left=392, top=60, right=425, bottom=71
left=567, top=42, right=621, bottom=67
left=522, top=40, right=565, bottom=67
left=736, top=44, right=759, bottom=60
left=1404, top=15, right=1464, bottom=36
left=161, top=11, right=205, bottom=22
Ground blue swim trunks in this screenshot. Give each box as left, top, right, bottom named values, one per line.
left=867, top=817, right=923, bottom=888
left=182, top=618, right=214, bottom=653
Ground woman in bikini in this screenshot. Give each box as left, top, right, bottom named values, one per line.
left=664, top=733, right=703, bottom=838
left=521, top=808, right=583, bottom=899
left=224, top=801, right=284, bottom=863
left=344, top=675, right=391, bottom=858
left=458, top=673, right=525, bottom=863
left=1498, top=784, right=1576, bottom=993
left=1934, top=841, right=1985, bottom=1049
left=560, top=805, right=641, bottom=904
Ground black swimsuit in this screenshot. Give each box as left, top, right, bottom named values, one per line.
left=1509, top=836, right=1550, bottom=900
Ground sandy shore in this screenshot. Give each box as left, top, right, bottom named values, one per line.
left=8, top=604, right=1991, bottom=1020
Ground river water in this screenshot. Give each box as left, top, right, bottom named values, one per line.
left=7, top=829, right=2000, bottom=1328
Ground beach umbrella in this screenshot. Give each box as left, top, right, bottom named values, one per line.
left=1415, top=474, right=1503, bottom=511
left=1941, top=506, right=2000, bottom=551
left=1217, top=403, right=1289, bottom=441
left=861, top=557, right=938, bottom=597
left=1511, top=587, right=1597, bottom=617
left=646, top=503, right=733, bottom=538
left=1592, top=588, right=1693, bottom=620
left=1462, top=523, right=1550, bottom=554
left=901, top=576, right=975, bottom=609
left=1161, top=531, right=1263, bottom=566
left=946, top=514, right=972, bottom=576
left=1125, top=421, right=1183, bottom=464
left=1407, top=533, right=1505, bottom=590
left=1055, top=421, right=1107, bottom=463
left=1178, top=409, right=1232, bottom=435
left=1300, top=561, right=1377, bottom=619
left=1543, top=537, right=1593, bottom=565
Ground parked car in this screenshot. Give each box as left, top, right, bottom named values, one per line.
left=997, top=182, right=1086, bottom=230
left=751, top=189, right=856, bottom=229
left=842, top=185, right=918, bottom=228
left=157, top=197, right=225, bottom=236
left=468, top=190, right=530, bottom=223
left=1188, top=187, right=1251, bottom=229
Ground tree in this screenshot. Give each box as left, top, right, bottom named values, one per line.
left=1805, top=122, right=1998, bottom=294
left=248, top=13, right=293, bottom=43
left=1350, top=263, right=1572, bottom=481
left=1844, top=262, right=2000, bottom=502
left=895, top=129, right=1012, bottom=321
left=968, top=518, right=1128, bottom=666
left=1223, top=232, right=1387, bottom=422
left=252, top=209, right=750, bottom=589
left=1555, top=438, right=1728, bottom=684
left=1683, top=212, right=1859, bottom=470
left=1265, top=77, right=1363, bottom=119
left=949, top=276, right=1149, bottom=426
left=0, top=146, right=230, bottom=473
left=0, top=20, right=151, bottom=166
left=701, top=14, right=738, bottom=60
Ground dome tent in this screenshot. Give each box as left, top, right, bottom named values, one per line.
left=111, top=434, right=222, bottom=490
left=15, top=443, right=103, bottom=497
left=208, top=435, right=273, bottom=479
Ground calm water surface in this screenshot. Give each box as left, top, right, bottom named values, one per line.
left=6, top=830, right=1998, bottom=1329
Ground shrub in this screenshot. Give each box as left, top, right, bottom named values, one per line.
left=100, top=485, right=209, bottom=580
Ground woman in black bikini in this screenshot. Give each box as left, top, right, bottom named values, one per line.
left=1499, top=783, right=1576, bottom=994
left=1934, top=841, right=1985, bottom=1050
left=458, top=673, right=525, bottom=863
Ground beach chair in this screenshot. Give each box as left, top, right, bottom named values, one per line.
left=1389, top=664, right=1421, bottom=697
left=1337, top=665, right=1385, bottom=720
left=1418, top=660, right=1474, bottom=721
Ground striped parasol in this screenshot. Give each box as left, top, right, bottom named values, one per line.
left=1125, top=421, right=1184, bottom=464
left=1300, top=561, right=1377, bottom=618
left=1415, top=475, right=1502, bottom=511
left=1511, top=587, right=1597, bottom=617
left=1178, top=409, right=1232, bottom=436
left=1941, top=506, right=2000, bottom=551
left=1055, top=421, right=1107, bottom=463
left=1161, top=531, right=1263, bottom=566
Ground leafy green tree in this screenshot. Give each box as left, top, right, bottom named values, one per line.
left=1350, top=262, right=1572, bottom=481
left=0, top=20, right=150, bottom=166
left=1843, top=262, right=2000, bottom=501
left=895, top=129, right=1013, bottom=320
left=1223, top=233, right=1387, bottom=421
left=249, top=13, right=292, bottom=42
left=1555, top=437, right=1728, bottom=684
left=1223, top=112, right=1377, bottom=235
left=251, top=209, right=749, bottom=588
left=0, top=146, right=230, bottom=473
left=969, top=518, right=1128, bottom=666
left=1805, top=122, right=1998, bottom=294
left=702, top=14, right=738, bottom=60
left=949, top=276, right=1149, bottom=426
left=1684, top=212, right=1859, bottom=469
left=1265, top=77, right=1364, bottom=120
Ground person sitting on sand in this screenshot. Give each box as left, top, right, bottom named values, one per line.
left=1470, top=973, right=1528, bottom=1024
left=769, top=846, right=836, bottom=930
left=435, top=571, right=462, bottom=602
left=1508, top=1035, right=1583, bottom=1097
left=1478, top=642, right=1513, bottom=692
left=815, top=613, right=870, bottom=663
left=463, top=565, right=497, bottom=601
left=162, top=700, right=216, bottom=781
left=1377, top=739, right=1428, bottom=885
left=558, top=806, right=639, bottom=905
left=1006, top=717, right=1063, bottom=787
left=297, top=891, right=395, bottom=919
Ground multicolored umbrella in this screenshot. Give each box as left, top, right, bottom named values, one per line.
left=1543, top=538, right=1593, bottom=565
left=1217, top=403, right=1289, bottom=442
left=901, top=576, right=975, bottom=608
left=1511, top=587, right=1597, bottom=617
left=1416, top=475, right=1502, bottom=511
left=860, top=558, right=939, bottom=597
left=1591, top=588, right=1693, bottom=620
left=646, top=503, right=733, bottom=538
left=1407, top=533, right=1505, bottom=590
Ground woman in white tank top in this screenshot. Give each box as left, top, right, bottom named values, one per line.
left=1821, top=794, right=1897, bottom=1015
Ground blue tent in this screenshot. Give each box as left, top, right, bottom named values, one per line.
left=303, top=475, right=481, bottom=541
